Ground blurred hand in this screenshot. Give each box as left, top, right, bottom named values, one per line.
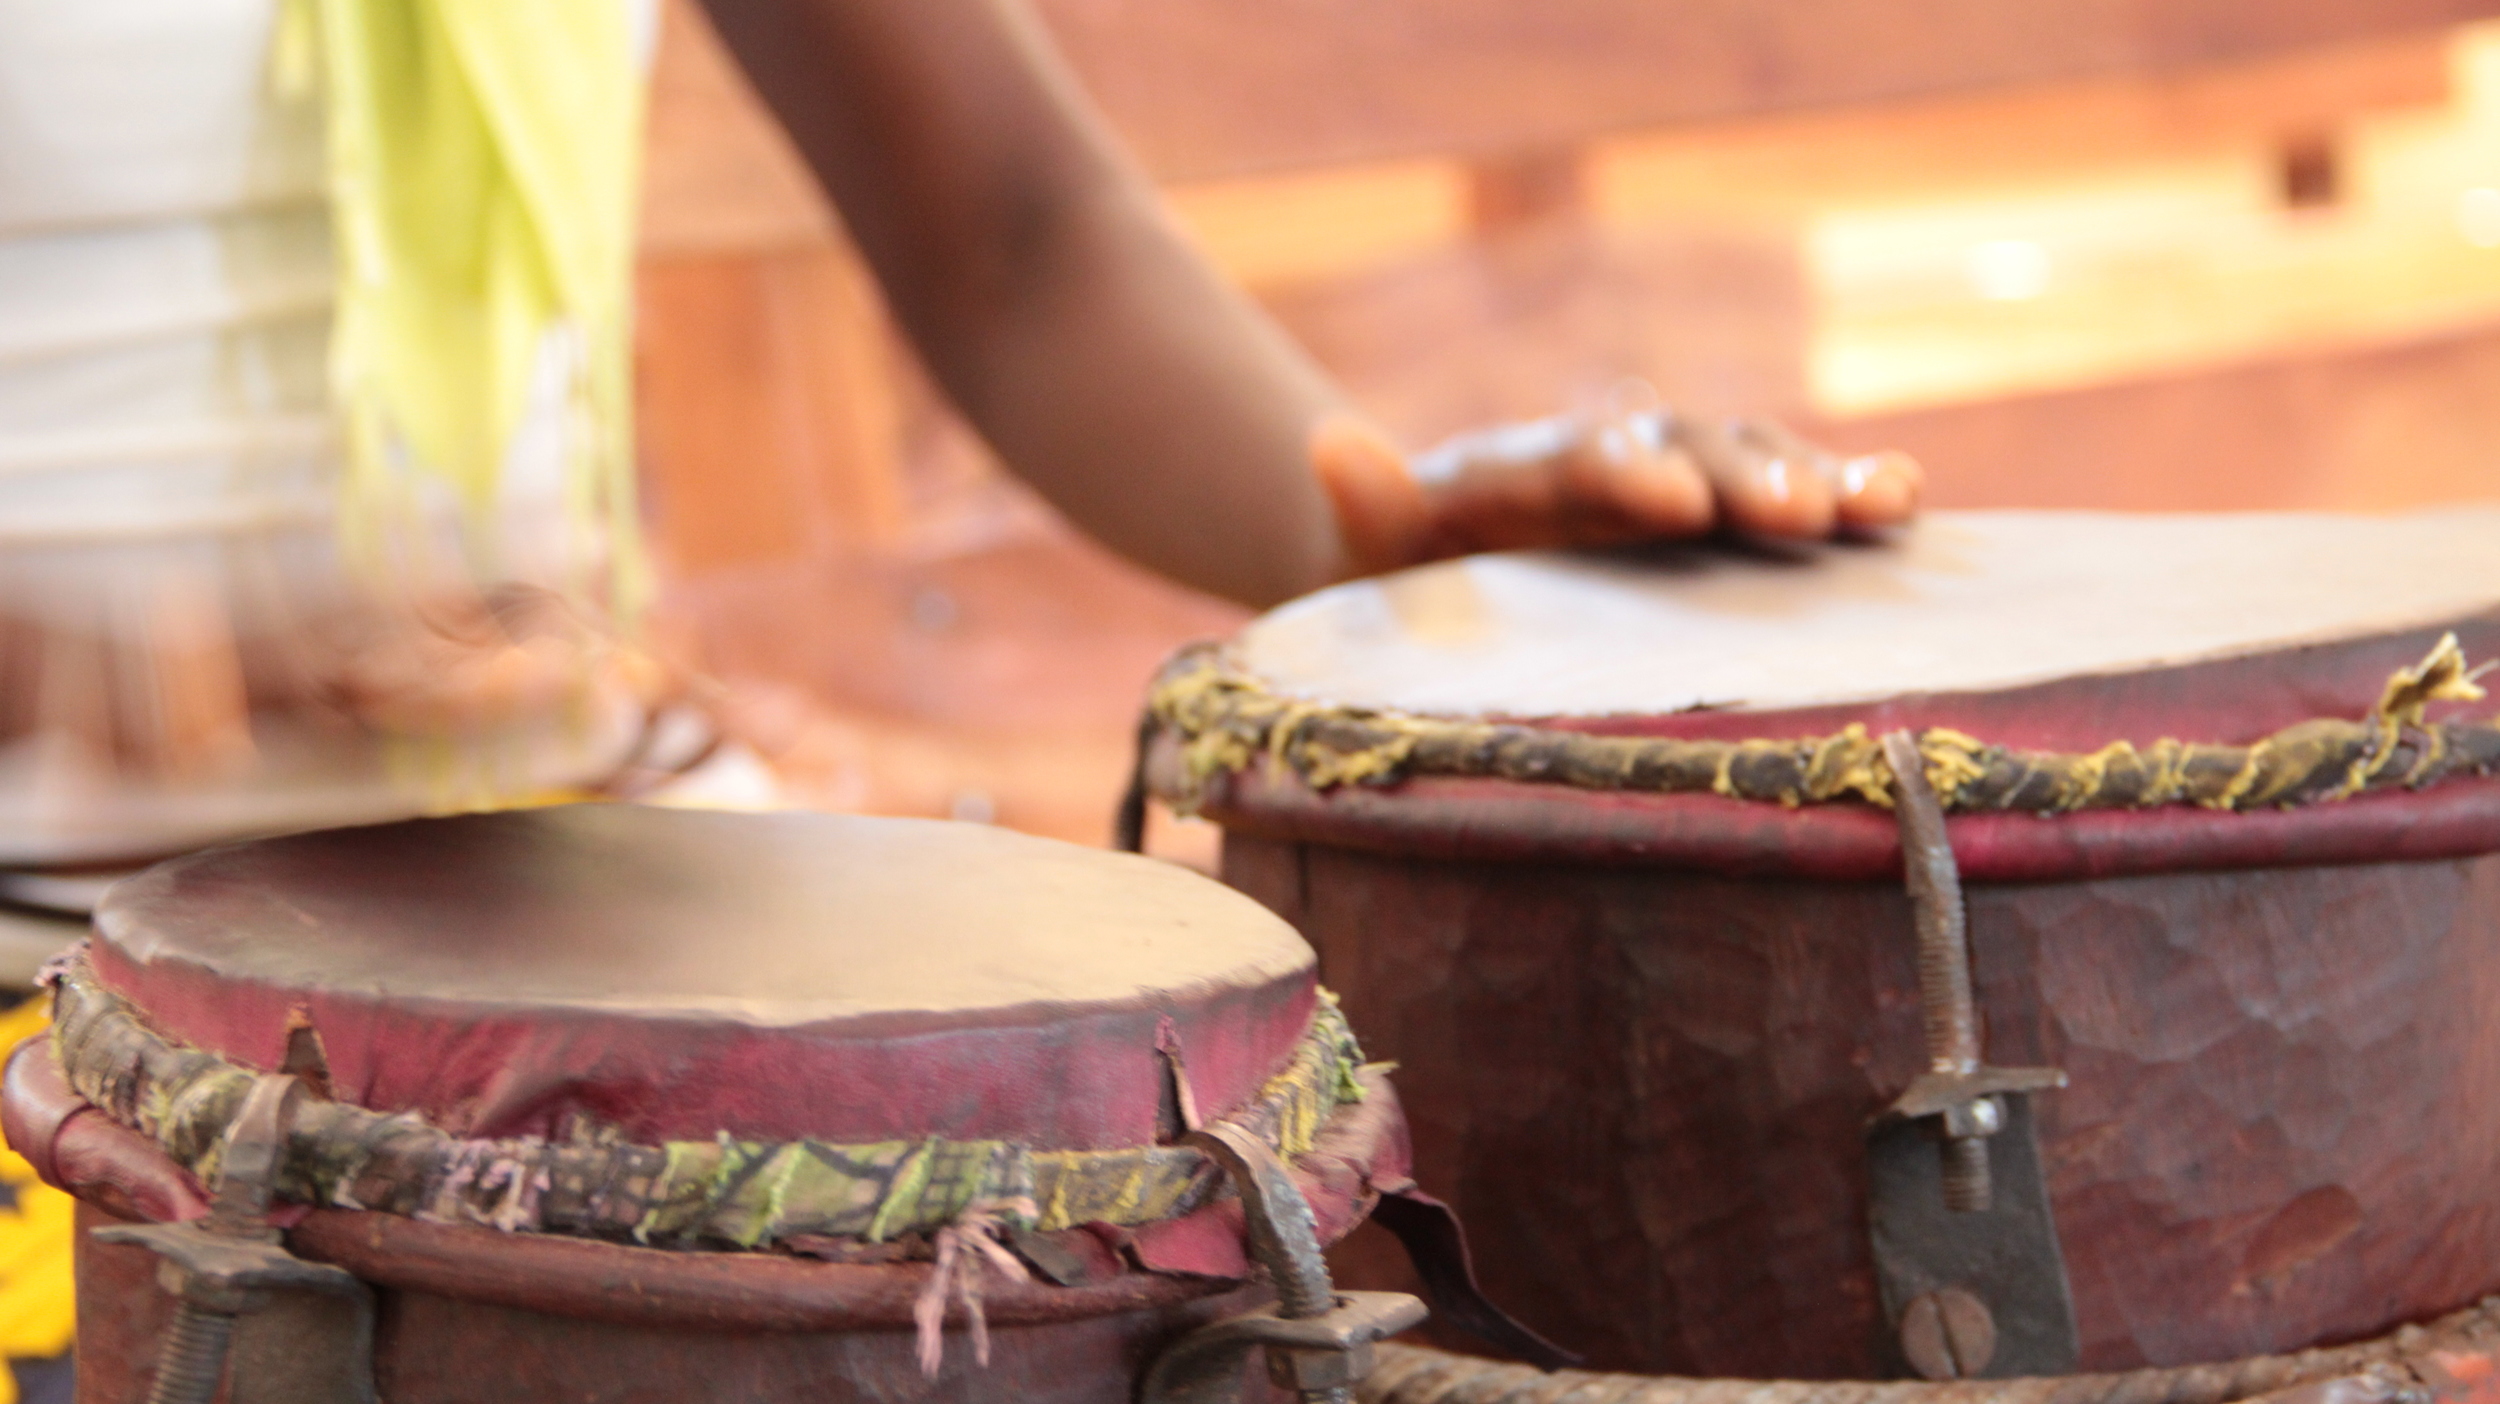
left=323, top=586, right=665, bottom=736
left=1312, top=404, right=1921, bottom=579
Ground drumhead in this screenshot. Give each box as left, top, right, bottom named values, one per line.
left=88, top=805, right=1319, bottom=1145
left=98, top=804, right=1310, bottom=1023
left=1236, top=508, right=2500, bottom=721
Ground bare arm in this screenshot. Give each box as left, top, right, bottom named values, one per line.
left=700, top=0, right=1348, bottom=606
left=699, top=0, right=1918, bottom=606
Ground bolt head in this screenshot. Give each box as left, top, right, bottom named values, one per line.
left=154, top=1262, right=267, bottom=1316
left=1941, top=1095, right=2004, bottom=1139
left=1900, top=1287, right=1997, bottom=1380
left=1265, top=1340, right=1374, bottom=1391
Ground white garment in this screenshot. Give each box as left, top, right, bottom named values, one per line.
left=0, top=0, right=333, bottom=541
left=0, top=0, right=660, bottom=863
left=0, top=0, right=656, bottom=545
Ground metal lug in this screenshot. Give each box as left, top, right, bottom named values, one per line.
left=93, top=1221, right=362, bottom=1306
left=1870, top=732, right=2079, bottom=1376
left=90, top=1073, right=377, bottom=1404
left=1869, top=1091, right=2079, bottom=1377
left=1140, top=1122, right=1427, bottom=1402
left=1141, top=1291, right=1428, bottom=1404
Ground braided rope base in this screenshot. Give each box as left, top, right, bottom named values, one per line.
left=1359, top=1298, right=2500, bottom=1404
left=1148, top=637, right=2500, bottom=818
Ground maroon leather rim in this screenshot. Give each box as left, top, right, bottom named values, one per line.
left=14, top=1036, right=1396, bottom=1331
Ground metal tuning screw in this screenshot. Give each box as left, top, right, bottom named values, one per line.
left=1880, top=731, right=2065, bottom=1213
left=1866, top=732, right=2083, bottom=1380
left=1137, top=1123, right=1426, bottom=1404
left=91, top=1074, right=376, bottom=1404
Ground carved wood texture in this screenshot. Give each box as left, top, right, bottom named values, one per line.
left=73, top=1204, right=1268, bottom=1403
left=1224, top=835, right=2500, bottom=1377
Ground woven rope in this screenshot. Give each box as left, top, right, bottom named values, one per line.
left=1146, top=635, right=2500, bottom=818
left=1356, top=1298, right=2500, bottom=1404
left=44, top=949, right=1368, bottom=1248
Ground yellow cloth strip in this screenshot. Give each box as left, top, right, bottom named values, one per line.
left=294, top=0, right=647, bottom=615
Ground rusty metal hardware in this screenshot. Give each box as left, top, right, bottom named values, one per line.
left=92, top=1073, right=376, bottom=1404
left=1867, top=732, right=2078, bottom=1380
left=1142, top=1293, right=1429, bottom=1403
left=1140, top=1122, right=1428, bottom=1404
left=1868, top=1093, right=2078, bottom=1379
left=1898, top=1287, right=1997, bottom=1380
left=1878, top=731, right=2066, bottom=1212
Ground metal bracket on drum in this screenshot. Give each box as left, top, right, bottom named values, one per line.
left=1139, top=1123, right=1428, bottom=1404
left=91, top=1074, right=378, bottom=1404
left=1141, top=1294, right=1429, bottom=1404
left=1868, top=732, right=2079, bottom=1382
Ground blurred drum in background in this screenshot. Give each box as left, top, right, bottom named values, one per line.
left=1139, top=507, right=2500, bottom=1381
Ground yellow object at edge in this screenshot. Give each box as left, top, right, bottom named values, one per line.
left=0, top=997, right=75, bottom=1404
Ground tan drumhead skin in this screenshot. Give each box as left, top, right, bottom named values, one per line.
left=96, top=805, right=1314, bottom=1025
left=1238, top=507, right=2500, bottom=718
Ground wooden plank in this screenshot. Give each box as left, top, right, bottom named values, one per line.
left=1593, top=32, right=2451, bottom=221
left=1258, top=222, right=1811, bottom=442
left=1812, top=211, right=2500, bottom=416
left=1162, top=158, right=1468, bottom=288
left=639, top=0, right=834, bottom=257
left=636, top=245, right=904, bottom=575
left=1801, top=323, right=2500, bottom=515
left=1170, top=33, right=2450, bottom=293
left=1035, top=0, right=2497, bottom=180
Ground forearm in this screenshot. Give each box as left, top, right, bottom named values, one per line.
left=700, top=0, right=1921, bottom=607
left=700, top=0, right=1352, bottom=606
left=909, top=176, right=1352, bottom=606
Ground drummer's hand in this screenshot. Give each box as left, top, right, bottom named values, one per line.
left=1310, top=406, right=1922, bottom=578
left=323, top=587, right=663, bottom=736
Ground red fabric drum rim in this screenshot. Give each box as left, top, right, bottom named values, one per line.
left=5, top=1033, right=1413, bottom=1328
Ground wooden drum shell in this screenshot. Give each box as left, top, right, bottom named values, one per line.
left=70, top=1200, right=1272, bottom=1404
left=1157, top=512, right=2500, bottom=1379
left=25, top=806, right=1389, bottom=1403
left=1223, top=834, right=2500, bottom=1377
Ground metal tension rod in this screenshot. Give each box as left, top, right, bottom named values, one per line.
left=1880, top=731, right=2066, bottom=1212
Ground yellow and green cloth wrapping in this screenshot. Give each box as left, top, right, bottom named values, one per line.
left=280, top=0, right=648, bottom=612
left=635, top=997, right=1371, bottom=1246
left=48, top=951, right=1373, bottom=1251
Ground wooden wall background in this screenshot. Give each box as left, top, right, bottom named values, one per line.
left=634, top=0, right=2500, bottom=847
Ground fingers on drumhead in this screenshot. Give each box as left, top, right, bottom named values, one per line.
left=1832, top=449, right=1923, bottom=528
left=1311, top=416, right=1433, bottom=574
left=1680, top=418, right=1839, bottom=539
left=1738, top=417, right=1922, bottom=529
left=1345, top=406, right=1920, bottom=572
left=1557, top=421, right=1714, bottom=538
left=1685, top=418, right=1922, bottom=537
